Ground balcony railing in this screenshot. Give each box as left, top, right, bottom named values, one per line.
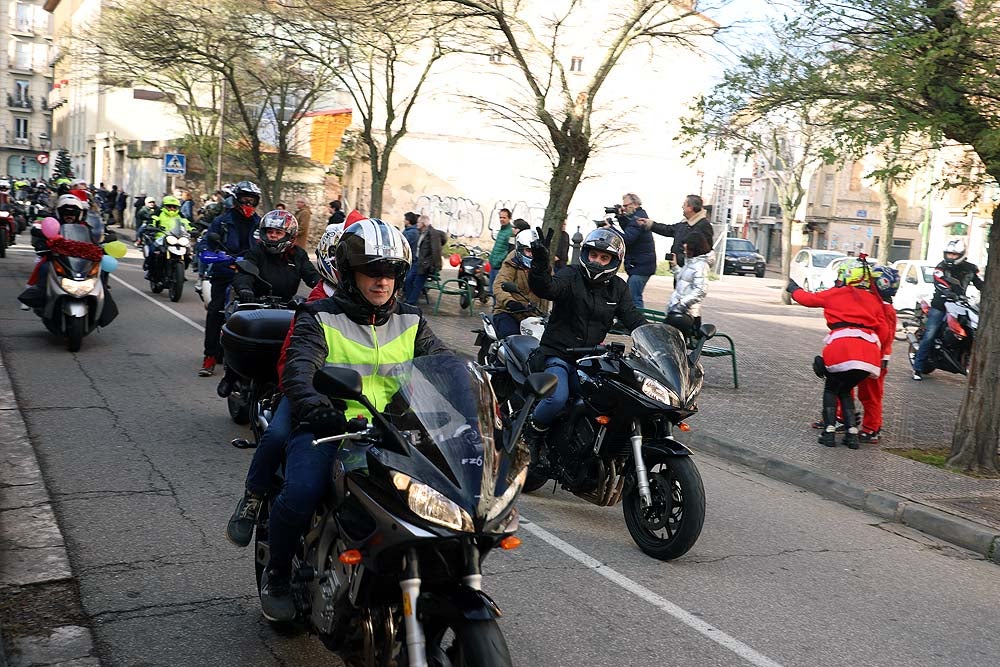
left=7, top=94, right=33, bottom=110
left=1, top=130, right=50, bottom=151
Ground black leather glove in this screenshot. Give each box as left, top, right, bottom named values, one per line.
left=506, top=300, right=526, bottom=312
left=786, top=279, right=800, bottom=294
left=238, top=289, right=255, bottom=303
left=302, top=406, right=347, bottom=437
left=530, top=227, right=554, bottom=267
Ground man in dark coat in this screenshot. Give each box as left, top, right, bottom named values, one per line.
left=643, top=194, right=714, bottom=270
left=403, top=214, right=445, bottom=304
left=618, top=192, right=655, bottom=308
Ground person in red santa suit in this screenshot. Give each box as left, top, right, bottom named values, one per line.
left=788, top=257, right=889, bottom=449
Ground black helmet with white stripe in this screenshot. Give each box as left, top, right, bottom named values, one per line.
left=334, top=218, right=411, bottom=302
left=579, top=227, right=625, bottom=283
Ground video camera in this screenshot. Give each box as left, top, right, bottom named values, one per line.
left=595, top=204, right=624, bottom=228
left=604, top=204, right=623, bottom=216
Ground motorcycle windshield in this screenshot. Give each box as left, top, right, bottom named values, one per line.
left=383, top=354, right=515, bottom=523
left=629, top=323, right=691, bottom=404
left=60, top=224, right=99, bottom=277
left=162, top=218, right=189, bottom=238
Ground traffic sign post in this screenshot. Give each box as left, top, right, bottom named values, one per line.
left=163, top=153, right=186, bottom=175
left=36, top=153, right=49, bottom=165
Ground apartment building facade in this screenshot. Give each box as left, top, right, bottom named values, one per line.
left=2, top=0, right=52, bottom=179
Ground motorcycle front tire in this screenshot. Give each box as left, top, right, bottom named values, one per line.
left=66, top=317, right=84, bottom=353
left=168, top=262, right=184, bottom=302
left=622, top=454, right=705, bottom=561
left=432, top=619, right=512, bottom=667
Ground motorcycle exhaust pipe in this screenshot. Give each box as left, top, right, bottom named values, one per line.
left=905, top=332, right=919, bottom=346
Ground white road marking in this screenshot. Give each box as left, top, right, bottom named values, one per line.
left=108, top=273, right=205, bottom=332
left=520, top=519, right=785, bottom=667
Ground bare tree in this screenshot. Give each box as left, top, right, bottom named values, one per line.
left=437, top=0, right=718, bottom=239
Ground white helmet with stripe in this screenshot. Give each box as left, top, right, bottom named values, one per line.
left=334, top=218, right=411, bottom=296
left=315, top=224, right=345, bottom=285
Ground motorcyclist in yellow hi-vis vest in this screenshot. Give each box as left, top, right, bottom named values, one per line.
left=258, top=218, right=449, bottom=622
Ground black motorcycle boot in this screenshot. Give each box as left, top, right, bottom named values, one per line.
left=216, top=367, right=239, bottom=398
left=225, top=489, right=263, bottom=547
left=523, top=419, right=551, bottom=469
left=259, top=567, right=296, bottom=622
left=817, top=407, right=838, bottom=447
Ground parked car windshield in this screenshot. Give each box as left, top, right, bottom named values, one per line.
left=920, top=266, right=935, bottom=282
left=811, top=252, right=844, bottom=268
left=726, top=239, right=756, bottom=253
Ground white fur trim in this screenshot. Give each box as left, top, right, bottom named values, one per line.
left=823, top=328, right=880, bottom=345
left=826, top=360, right=881, bottom=378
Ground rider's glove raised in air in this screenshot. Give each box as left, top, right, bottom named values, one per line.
left=530, top=227, right=555, bottom=268
left=302, top=406, right=347, bottom=437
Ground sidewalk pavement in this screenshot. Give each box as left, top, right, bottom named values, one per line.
left=423, top=269, right=1000, bottom=564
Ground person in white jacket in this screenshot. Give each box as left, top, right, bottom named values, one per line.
left=666, top=231, right=713, bottom=337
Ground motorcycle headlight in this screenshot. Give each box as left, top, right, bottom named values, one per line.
left=638, top=374, right=680, bottom=407
left=391, top=472, right=474, bottom=532
left=486, top=467, right=526, bottom=522
left=165, top=235, right=179, bottom=245
left=178, top=236, right=191, bottom=246
left=60, top=277, right=97, bottom=297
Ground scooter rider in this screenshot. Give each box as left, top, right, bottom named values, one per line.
left=492, top=228, right=546, bottom=339
left=911, top=239, right=984, bottom=380
left=215, top=210, right=321, bottom=398
left=224, top=226, right=343, bottom=548
left=199, top=181, right=262, bottom=378
left=257, top=218, right=449, bottom=622
left=524, top=226, right=647, bottom=467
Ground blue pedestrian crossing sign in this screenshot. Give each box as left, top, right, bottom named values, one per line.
left=163, top=153, right=186, bottom=175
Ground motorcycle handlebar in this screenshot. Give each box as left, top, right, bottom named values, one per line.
left=565, top=345, right=607, bottom=355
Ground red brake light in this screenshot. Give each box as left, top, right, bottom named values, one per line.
left=946, top=315, right=966, bottom=339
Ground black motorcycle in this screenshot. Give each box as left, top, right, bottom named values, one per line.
left=907, top=296, right=979, bottom=375
left=245, top=355, right=555, bottom=666
left=141, top=218, right=192, bottom=302
left=488, top=323, right=709, bottom=561
left=452, top=242, right=491, bottom=309
left=220, top=261, right=296, bottom=442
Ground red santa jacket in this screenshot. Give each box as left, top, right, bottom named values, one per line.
left=792, top=285, right=889, bottom=377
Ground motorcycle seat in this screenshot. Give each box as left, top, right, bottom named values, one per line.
left=504, top=334, right=539, bottom=373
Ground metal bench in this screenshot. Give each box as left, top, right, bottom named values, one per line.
left=613, top=308, right=739, bottom=388
left=423, top=275, right=474, bottom=316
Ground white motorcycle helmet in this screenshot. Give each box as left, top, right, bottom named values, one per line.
left=315, top=224, right=345, bottom=285
left=943, top=239, right=966, bottom=266
left=513, top=229, right=537, bottom=268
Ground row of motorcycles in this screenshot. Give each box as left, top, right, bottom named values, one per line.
left=216, top=270, right=712, bottom=665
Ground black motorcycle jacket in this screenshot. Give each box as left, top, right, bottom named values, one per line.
left=528, top=263, right=647, bottom=362
left=282, top=293, right=449, bottom=421
left=930, top=260, right=983, bottom=310
left=232, top=245, right=320, bottom=300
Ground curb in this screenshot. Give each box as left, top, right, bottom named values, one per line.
left=687, top=430, right=1000, bottom=562
left=0, top=343, right=100, bottom=666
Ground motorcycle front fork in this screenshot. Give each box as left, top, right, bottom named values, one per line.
left=399, top=540, right=483, bottom=667
left=630, top=420, right=653, bottom=508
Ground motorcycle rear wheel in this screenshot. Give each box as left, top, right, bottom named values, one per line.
left=623, top=455, right=705, bottom=561
left=228, top=392, right=250, bottom=425
left=168, top=262, right=184, bottom=302
left=523, top=467, right=549, bottom=493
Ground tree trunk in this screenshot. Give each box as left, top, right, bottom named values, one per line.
left=877, top=179, right=898, bottom=265
left=947, top=203, right=1000, bottom=474
left=541, top=140, right=589, bottom=250
left=779, top=211, right=795, bottom=305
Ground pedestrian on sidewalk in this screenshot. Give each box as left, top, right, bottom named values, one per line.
left=293, top=197, right=312, bottom=249
left=616, top=193, right=654, bottom=308
left=640, top=195, right=715, bottom=282
left=788, top=258, right=890, bottom=449
left=404, top=215, right=446, bottom=305
left=488, top=208, right=514, bottom=290
left=665, top=232, right=713, bottom=338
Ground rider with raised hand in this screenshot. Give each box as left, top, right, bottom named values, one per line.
left=224, top=226, right=343, bottom=549
left=491, top=228, right=546, bottom=339
left=524, top=226, right=647, bottom=466
left=257, top=218, right=448, bottom=622
left=215, top=210, right=320, bottom=399
left=199, top=181, right=262, bottom=378
left=911, top=239, right=984, bottom=381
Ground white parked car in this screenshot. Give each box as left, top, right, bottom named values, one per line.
left=892, top=259, right=939, bottom=310
left=789, top=248, right=847, bottom=292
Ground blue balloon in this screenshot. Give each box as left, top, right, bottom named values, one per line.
left=100, top=255, right=118, bottom=273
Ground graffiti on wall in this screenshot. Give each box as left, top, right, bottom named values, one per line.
left=414, top=195, right=486, bottom=238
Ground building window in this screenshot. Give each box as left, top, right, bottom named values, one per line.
left=821, top=173, right=834, bottom=207
left=570, top=56, right=583, bottom=72
left=489, top=47, right=503, bottom=64
left=14, top=42, right=31, bottom=70
left=14, top=117, right=29, bottom=142
left=15, top=1, right=32, bottom=32
left=13, top=80, right=29, bottom=105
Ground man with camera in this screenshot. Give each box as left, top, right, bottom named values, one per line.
left=612, top=193, right=656, bottom=308
left=639, top=194, right=714, bottom=273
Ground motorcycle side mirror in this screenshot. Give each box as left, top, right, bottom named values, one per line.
left=699, top=323, right=717, bottom=339
left=314, top=367, right=364, bottom=401
left=500, top=281, right=520, bottom=294
left=526, top=371, right=558, bottom=399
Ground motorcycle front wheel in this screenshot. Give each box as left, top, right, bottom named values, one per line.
left=169, top=262, right=185, bottom=302
left=424, top=619, right=512, bottom=667
left=623, top=454, right=705, bottom=561
left=66, top=317, right=84, bottom=353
